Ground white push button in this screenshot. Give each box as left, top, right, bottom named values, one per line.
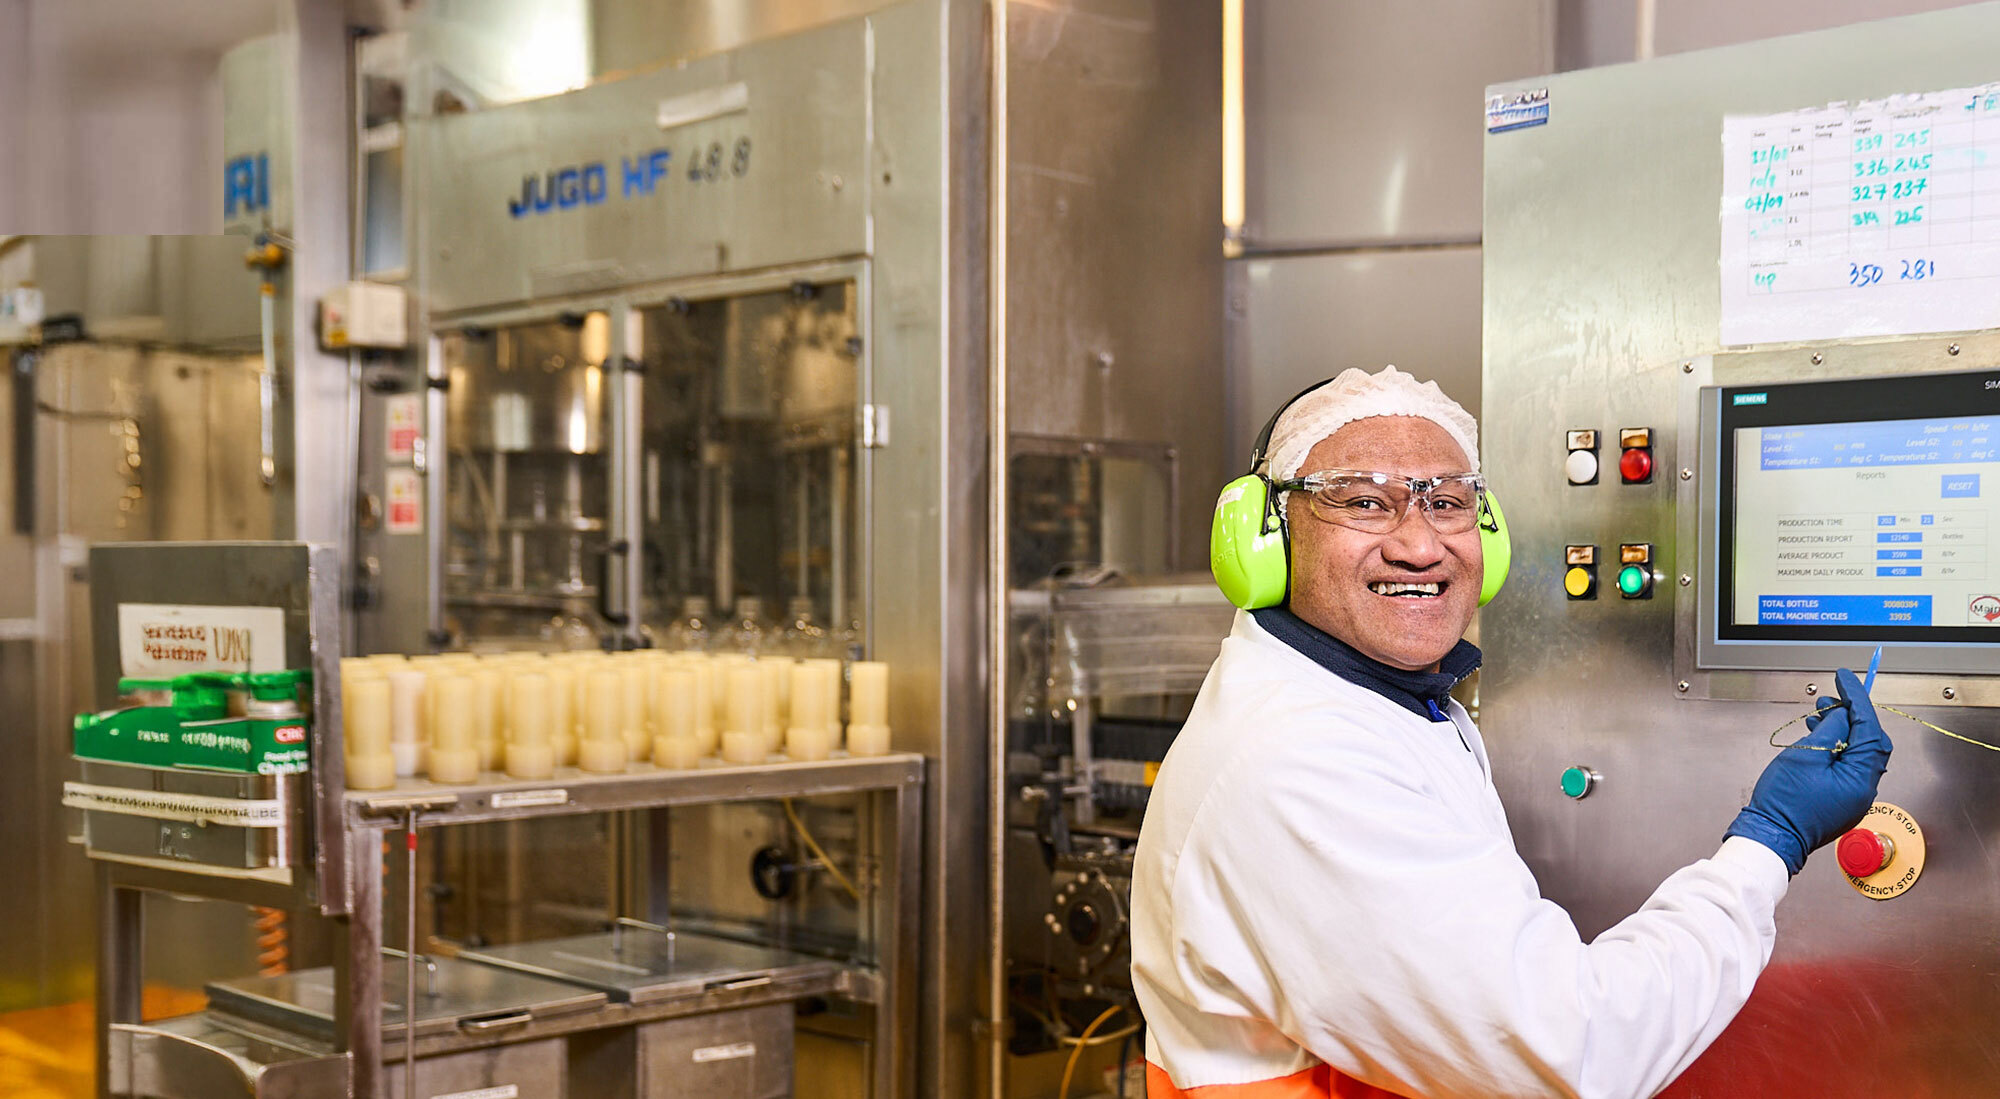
left=1565, top=449, right=1599, bottom=485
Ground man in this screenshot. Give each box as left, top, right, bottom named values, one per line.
left=1131, top=366, right=1890, bottom=1099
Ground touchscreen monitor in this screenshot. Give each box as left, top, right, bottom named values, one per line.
left=1714, top=369, right=2000, bottom=651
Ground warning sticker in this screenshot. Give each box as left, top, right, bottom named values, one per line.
left=387, top=468, right=422, bottom=535
left=386, top=393, right=422, bottom=463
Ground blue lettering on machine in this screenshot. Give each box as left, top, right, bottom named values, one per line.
left=224, top=153, right=269, bottom=218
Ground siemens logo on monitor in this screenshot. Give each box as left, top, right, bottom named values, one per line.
left=1732, top=393, right=1769, bottom=406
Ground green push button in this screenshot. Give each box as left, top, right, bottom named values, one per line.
left=1617, top=564, right=1649, bottom=597
left=1560, top=766, right=1594, bottom=799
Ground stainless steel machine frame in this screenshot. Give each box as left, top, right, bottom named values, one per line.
left=383, top=7, right=996, bottom=1091
left=1483, top=8, right=2000, bottom=1090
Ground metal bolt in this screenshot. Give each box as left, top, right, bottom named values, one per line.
left=1805, top=683, right=1818, bottom=696
left=1680, top=468, right=1693, bottom=481
left=1948, top=344, right=1961, bottom=356
left=1811, top=353, right=1824, bottom=365
left=1677, top=681, right=1690, bottom=693
left=1944, top=686, right=1958, bottom=700
left=1679, top=574, right=1692, bottom=587
left=1682, top=362, right=1694, bottom=373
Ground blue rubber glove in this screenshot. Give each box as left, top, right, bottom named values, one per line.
left=1725, top=668, right=1893, bottom=876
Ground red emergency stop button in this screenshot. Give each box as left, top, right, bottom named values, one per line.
left=1618, top=446, right=1653, bottom=483
left=1837, top=828, right=1894, bottom=877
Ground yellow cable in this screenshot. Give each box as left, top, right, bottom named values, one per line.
left=1058, top=1021, right=1140, bottom=1047
left=1059, top=1004, right=1125, bottom=1099
left=781, top=797, right=861, bottom=901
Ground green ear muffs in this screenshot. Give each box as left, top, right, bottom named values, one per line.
left=1211, top=473, right=1289, bottom=609
left=1476, top=489, right=1511, bottom=607
left=1210, top=379, right=1511, bottom=610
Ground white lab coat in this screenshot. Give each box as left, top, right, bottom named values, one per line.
left=1130, top=610, right=1790, bottom=1099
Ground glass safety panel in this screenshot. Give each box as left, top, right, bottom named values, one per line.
left=442, top=315, right=611, bottom=647
left=637, top=280, right=862, bottom=658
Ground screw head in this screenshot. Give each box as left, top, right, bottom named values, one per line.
left=1949, top=344, right=1961, bottom=356
left=1811, top=353, right=1824, bottom=365
left=1680, top=468, right=1693, bottom=481
left=1944, top=686, right=1958, bottom=700
left=1806, top=683, right=1818, bottom=696
left=1680, top=574, right=1692, bottom=587
left=1682, top=362, right=1694, bottom=373
left=1677, top=680, right=1690, bottom=692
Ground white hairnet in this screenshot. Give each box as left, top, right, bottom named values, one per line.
left=1264, top=365, right=1479, bottom=520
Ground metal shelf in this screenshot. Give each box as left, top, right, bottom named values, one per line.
left=344, top=752, right=924, bottom=827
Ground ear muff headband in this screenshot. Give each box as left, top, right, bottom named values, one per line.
left=1211, top=383, right=1511, bottom=609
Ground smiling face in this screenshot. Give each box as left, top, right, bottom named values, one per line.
left=1285, top=416, right=1483, bottom=672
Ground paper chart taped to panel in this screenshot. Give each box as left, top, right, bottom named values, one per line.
left=1721, top=82, right=2000, bottom=346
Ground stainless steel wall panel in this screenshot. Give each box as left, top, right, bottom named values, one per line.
left=1229, top=247, right=1482, bottom=469
left=159, top=235, right=263, bottom=352
left=590, top=0, right=902, bottom=77
left=202, top=354, right=276, bottom=541
left=1004, top=0, right=1225, bottom=571
left=1243, top=0, right=1553, bottom=248
left=1652, top=0, right=1984, bottom=59
left=1482, top=7, right=2000, bottom=1089
left=416, top=22, right=875, bottom=316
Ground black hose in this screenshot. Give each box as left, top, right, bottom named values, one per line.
left=1117, top=1024, right=1136, bottom=1097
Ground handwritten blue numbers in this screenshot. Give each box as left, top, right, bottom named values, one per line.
left=1840, top=258, right=1937, bottom=287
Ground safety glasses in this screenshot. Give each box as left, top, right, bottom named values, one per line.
left=1276, top=469, right=1487, bottom=535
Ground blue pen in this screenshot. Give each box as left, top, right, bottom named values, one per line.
left=1865, top=644, right=1883, bottom=693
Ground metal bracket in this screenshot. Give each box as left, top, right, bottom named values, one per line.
left=861, top=404, right=890, bottom=449
left=356, top=792, right=460, bottom=817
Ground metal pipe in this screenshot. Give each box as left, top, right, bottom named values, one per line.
left=258, top=283, right=278, bottom=486
left=424, top=334, right=447, bottom=648
left=832, top=444, right=849, bottom=634
left=615, top=302, right=644, bottom=644
left=404, top=810, right=419, bottom=1099
left=796, top=455, right=811, bottom=599
left=986, top=0, right=1011, bottom=1095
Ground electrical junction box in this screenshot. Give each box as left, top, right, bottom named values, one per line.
left=318, top=281, right=407, bottom=350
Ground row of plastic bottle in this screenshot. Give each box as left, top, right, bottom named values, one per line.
left=659, top=596, right=859, bottom=659
left=338, top=648, right=891, bottom=790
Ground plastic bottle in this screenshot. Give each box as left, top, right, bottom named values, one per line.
left=720, top=596, right=768, bottom=656
left=777, top=596, right=827, bottom=657
left=663, top=595, right=714, bottom=653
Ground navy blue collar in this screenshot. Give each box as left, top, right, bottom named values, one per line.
left=1251, top=607, right=1482, bottom=723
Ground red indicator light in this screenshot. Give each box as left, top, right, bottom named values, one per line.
left=1618, top=447, right=1653, bottom=484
